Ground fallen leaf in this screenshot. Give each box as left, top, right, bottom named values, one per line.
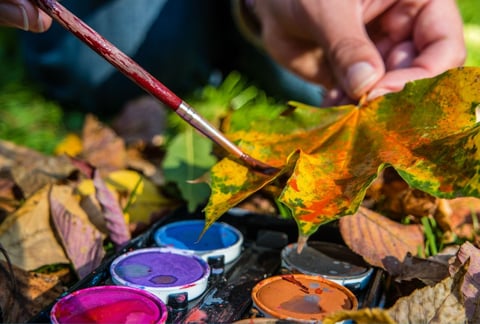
left=449, top=241, right=480, bottom=322
left=49, top=185, right=105, bottom=279
left=105, top=170, right=178, bottom=226
left=387, top=260, right=467, bottom=324
left=0, top=186, right=69, bottom=270
left=69, top=159, right=130, bottom=249
left=93, top=168, right=130, bottom=249
left=81, top=114, right=127, bottom=176
left=0, top=140, right=75, bottom=198
left=323, top=307, right=396, bottom=324
left=385, top=252, right=452, bottom=286
left=0, top=260, right=69, bottom=323
left=446, top=197, right=480, bottom=240
left=111, top=95, right=167, bottom=145
left=0, top=174, right=20, bottom=217
left=339, top=207, right=424, bottom=269
left=54, top=133, right=83, bottom=157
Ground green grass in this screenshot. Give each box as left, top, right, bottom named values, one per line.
left=0, top=28, right=67, bottom=154
left=0, top=1, right=479, bottom=154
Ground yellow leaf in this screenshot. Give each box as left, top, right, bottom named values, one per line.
left=77, top=179, right=95, bottom=196
left=323, top=308, right=397, bottom=324
left=0, top=185, right=69, bottom=270
left=106, top=170, right=175, bottom=224
left=54, top=133, right=83, bottom=156
left=106, top=170, right=144, bottom=192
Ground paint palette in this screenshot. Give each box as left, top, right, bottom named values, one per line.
left=31, top=208, right=384, bottom=324
left=153, top=220, right=243, bottom=264
left=110, top=247, right=210, bottom=303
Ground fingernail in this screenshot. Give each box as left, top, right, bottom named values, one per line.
left=367, top=88, right=389, bottom=101
left=321, top=88, right=343, bottom=107
left=18, top=5, right=30, bottom=31
left=346, top=62, right=378, bottom=96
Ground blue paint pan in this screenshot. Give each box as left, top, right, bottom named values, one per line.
left=153, top=220, right=243, bottom=264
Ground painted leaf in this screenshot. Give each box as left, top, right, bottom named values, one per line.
left=204, top=67, right=480, bottom=240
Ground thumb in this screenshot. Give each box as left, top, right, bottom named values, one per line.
left=308, top=2, right=384, bottom=99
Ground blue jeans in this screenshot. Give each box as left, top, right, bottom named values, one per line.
left=20, top=0, right=323, bottom=116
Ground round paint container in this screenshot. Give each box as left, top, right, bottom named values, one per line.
left=110, top=247, right=210, bottom=303
left=281, top=241, right=374, bottom=290
left=251, top=274, right=358, bottom=322
left=153, top=220, right=243, bottom=264
left=50, top=285, right=167, bottom=324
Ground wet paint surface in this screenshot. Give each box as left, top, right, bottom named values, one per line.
left=50, top=286, right=167, bottom=324
left=113, top=250, right=206, bottom=287
left=154, top=220, right=240, bottom=251
left=282, top=242, right=370, bottom=276
left=252, top=274, right=357, bottom=321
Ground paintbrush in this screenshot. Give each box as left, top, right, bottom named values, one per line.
left=34, top=0, right=278, bottom=175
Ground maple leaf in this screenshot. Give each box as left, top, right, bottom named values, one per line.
left=204, top=67, right=480, bottom=242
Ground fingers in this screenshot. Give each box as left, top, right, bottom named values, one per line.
left=295, top=0, right=387, bottom=99
left=0, top=0, right=52, bottom=32
left=368, top=0, right=465, bottom=100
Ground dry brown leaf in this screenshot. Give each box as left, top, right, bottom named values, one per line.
left=445, top=197, right=480, bottom=241
left=387, top=260, right=467, bottom=324
left=449, top=241, right=480, bottom=322
left=0, top=175, right=20, bottom=216
left=49, top=185, right=105, bottom=279
left=111, top=95, right=167, bottom=146
left=0, top=260, right=69, bottom=323
left=385, top=252, right=452, bottom=286
left=0, top=186, right=69, bottom=270
left=81, top=114, right=127, bottom=176
left=339, top=207, right=424, bottom=269
left=0, top=140, right=75, bottom=198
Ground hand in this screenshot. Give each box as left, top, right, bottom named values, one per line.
left=0, top=0, right=51, bottom=32
left=253, top=0, right=466, bottom=105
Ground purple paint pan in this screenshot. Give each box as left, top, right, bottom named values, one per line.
left=50, top=285, right=167, bottom=324
left=110, top=247, right=210, bottom=303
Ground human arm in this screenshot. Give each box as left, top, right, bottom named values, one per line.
left=0, top=0, right=51, bottom=32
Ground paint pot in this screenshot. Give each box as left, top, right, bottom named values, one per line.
left=50, top=285, right=167, bottom=324
left=153, top=220, right=243, bottom=264
left=251, top=274, right=358, bottom=323
left=281, top=241, right=374, bottom=290
left=110, top=247, right=210, bottom=303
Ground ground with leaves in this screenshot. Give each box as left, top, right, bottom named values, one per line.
left=1, top=71, right=480, bottom=322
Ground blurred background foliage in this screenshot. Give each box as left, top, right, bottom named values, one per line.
left=0, top=0, right=479, bottom=154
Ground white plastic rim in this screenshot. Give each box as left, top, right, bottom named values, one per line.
left=153, top=220, right=244, bottom=264
left=110, top=247, right=210, bottom=303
